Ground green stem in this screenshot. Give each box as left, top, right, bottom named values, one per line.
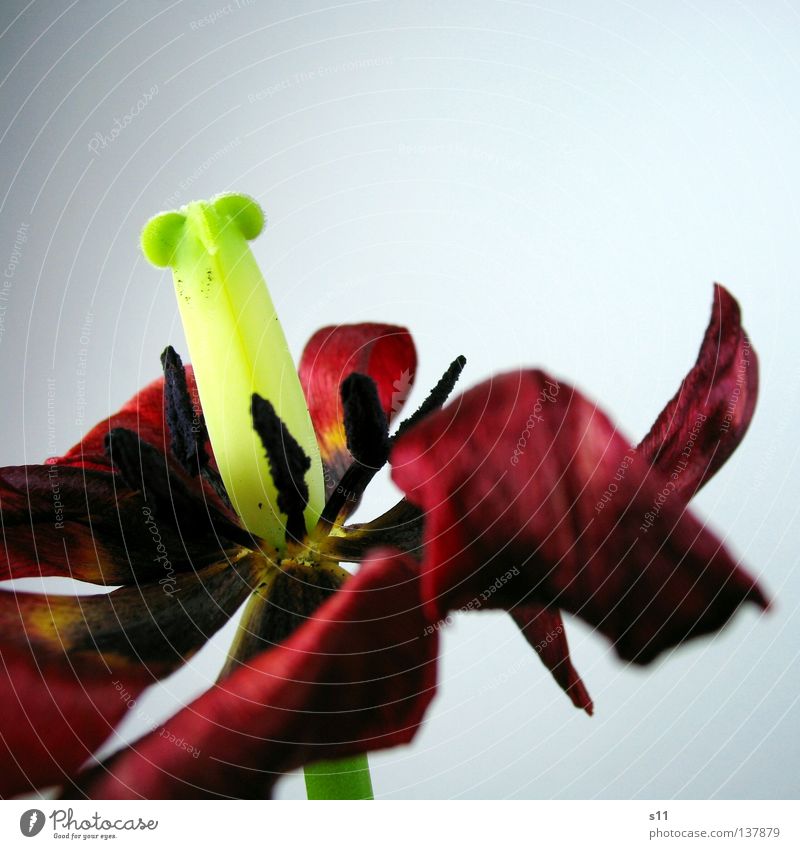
left=304, top=755, right=374, bottom=800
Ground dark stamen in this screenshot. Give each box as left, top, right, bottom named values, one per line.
left=318, top=463, right=374, bottom=527
left=161, top=345, right=209, bottom=475
left=342, top=373, right=389, bottom=469
left=106, top=427, right=171, bottom=510
left=318, top=356, right=468, bottom=528
left=251, top=394, right=311, bottom=543
left=392, top=355, right=466, bottom=441
left=200, top=465, right=234, bottom=512
left=105, top=427, right=253, bottom=549
left=161, top=346, right=233, bottom=510
left=317, top=374, right=388, bottom=527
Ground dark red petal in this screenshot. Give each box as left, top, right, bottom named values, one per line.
left=0, top=556, right=262, bottom=676
left=0, top=465, right=149, bottom=584
left=0, top=465, right=241, bottom=584
left=59, top=374, right=168, bottom=471
left=510, top=605, right=593, bottom=714
left=638, top=285, right=758, bottom=499
left=0, top=644, right=152, bottom=798
left=71, top=551, right=437, bottom=799
left=55, top=366, right=235, bottom=522
left=298, top=324, right=416, bottom=500
left=392, top=370, right=768, bottom=665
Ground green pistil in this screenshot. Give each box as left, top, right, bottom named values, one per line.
left=141, top=194, right=324, bottom=550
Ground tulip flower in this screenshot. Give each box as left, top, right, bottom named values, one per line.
left=0, top=194, right=767, bottom=800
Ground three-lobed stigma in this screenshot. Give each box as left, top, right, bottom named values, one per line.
left=141, top=194, right=265, bottom=267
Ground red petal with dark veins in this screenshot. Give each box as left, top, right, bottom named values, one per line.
left=70, top=551, right=437, bottom=799
left=0, top=465, right=241, bottom=584
left=0, top=556, right=263, bottom=676
left=298, top=324, right=417, bottom=500
left=0, top=644, right=152, bottom=798
left=510, top=604, right=593, bottom=714
left=638, top=284, right=758, bottom=500
left=392, top=370, right=768, bottom=665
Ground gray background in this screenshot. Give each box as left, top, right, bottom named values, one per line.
left=0, top=0, right=798, bottom=799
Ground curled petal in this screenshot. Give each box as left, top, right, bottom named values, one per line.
left=510, top=604, right=593, bottom=714
left=299, top=324, right=417, bottom=501
left=392, top=370, right=768, bottom=665
left=70, top=551, right=437, bottom=799
left=0, top=644, right=152, bottom=798
left=639, top=284, right=758, bottom=499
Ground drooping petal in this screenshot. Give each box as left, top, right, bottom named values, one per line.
left=392, top=370, right=768, bottom=665
left=0, top=644, right=153, bottom=798
left=0, top=555, right=264, bottom=676
left=298, top=324, right=416, bottom=500
left=510, top=604, right=593, bottom=714
left=638, top=284, right=758, bottom=499
left=0, top=465, right=244, bottom=584
left=69, top=551, right=437, bottom=799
